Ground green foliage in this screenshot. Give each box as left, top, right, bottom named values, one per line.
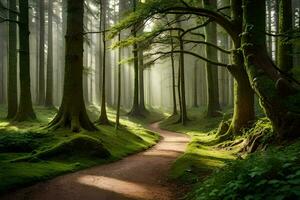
left=186, top=140, right=300, bottom=200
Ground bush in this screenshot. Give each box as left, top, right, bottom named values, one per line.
left=186, top=140, right=300, bottom=200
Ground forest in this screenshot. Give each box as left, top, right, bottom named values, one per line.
left=0, top=0, right=300, bottom=199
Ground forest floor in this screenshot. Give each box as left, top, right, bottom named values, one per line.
left=1, top=121, right=190, bottom=200
left=0, top=106, right=163, bottom=196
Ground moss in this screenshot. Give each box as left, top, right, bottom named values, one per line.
left=0, top=106, right=160, bottom=194
left=160, top=108, right=236, bottom=184
left=14, top=135, right=110, bottom=162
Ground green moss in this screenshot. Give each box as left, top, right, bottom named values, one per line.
left=160, top=108, right=237, bottom=184
left=0, top=106, right=160, bottom=194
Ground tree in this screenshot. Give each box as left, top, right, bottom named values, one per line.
left=97, top=0, right=110, bottom=125
left=241, top=0, right=300, bottom=140
left=7, top=0, right=18, bottom=119
left=14, top=0, right=36, bottom=122
left=45, top=0, right=54, bottom=107
left=278, top=0, right=293, bottom=72
left=129, top=0, right=142, bottom=116
left=38, top=0, right=45, bottom=105
left=170, top=30, right=178, bottom=115
left=49, top=0, right=97, bottom=132
left=203, top=0, right=221, bottom=117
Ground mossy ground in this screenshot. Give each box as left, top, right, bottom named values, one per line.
left=161, top=107, right=300, bottom=200
left=0, top=105, right=161, bottom=194
left=160, top=107, right=238, bottom=184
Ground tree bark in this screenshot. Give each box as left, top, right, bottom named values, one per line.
left=49, top=0, right=97, bottom=132
left=129, top=0, right=142, bottom=116
left=7, top=0, right=18, bottom=119
left=98, top=0, right=110, bottom=125
left=170, top=32, right=178, bottom=115
left=38, top=0, right=45, bottom=105
left=14, top=0, right=36, bottom=122
left=45, top=0, right=54, bottom=107
left=203, top=0, right=221, bottom=117
left=278, top=0, right=293, bottom=72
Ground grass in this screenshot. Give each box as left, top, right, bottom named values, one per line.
left=161, top=107, right=300, bottom=200
left=0, top=105, right=161, bottom=194
left=160, top=107, right=238, bottom=184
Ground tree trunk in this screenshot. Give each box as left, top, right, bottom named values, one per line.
left=14, top=0, right=36, bottom=121
left=278, top=0, right=293, bottom=72
left=116, top=33, right=122, bottom=130
left=45, top=0, right=54, bottom=107
left=242, top=0, right=300, bottom=140
left=179, top=37, right=188, bottom=125
left=203, top=0, right=221, bottom=117
left=98, top=0, right=109, bottom=125
left=138, top=48, right=147, bottom=113
left=49, top=0, right=97, bottom=132
left=170, top=33, right=178, bottom=115
left=7, top=0, right=18, bottom=119
left=129, top=0, right=141, bottom=116
left=38, top=0, right=45, bottom=105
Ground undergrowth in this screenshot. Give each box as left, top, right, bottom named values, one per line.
left=186, top=140, right=300, bottom=200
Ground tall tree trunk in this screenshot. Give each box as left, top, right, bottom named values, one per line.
left=98, top=0, right=110, bottom=125
left=278, top=0, right=293, bottom=72
left=203, top=0, right=221, bottom=117
left=116, top=33, right=122, bottom=130
left=38, top=0, right=45, bottom=105
left=49, top=0, right=97, bottom=132
left=179, top=36, right=188, bottom=125
left=129, top=0, right=141, bottom=116
left=138, top=48, right=147, bottom=113
left=193, top=61, right=198, bottom=107
left=170, top=32, right=178, bottom=115
left=14, top=0, right=36, bottom=121
left=45, top=0, right=54, bottom=107
left=242, top=0, right=300, bottom=140
left=7, top=0, right=18, bottom=119
left=218, top=0, right=255, bottom=139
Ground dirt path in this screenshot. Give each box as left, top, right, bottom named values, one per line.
left=2, top=122, right=190, bottom=200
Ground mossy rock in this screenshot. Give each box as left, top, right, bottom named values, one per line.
left=34, top=135, right=111, bottom=160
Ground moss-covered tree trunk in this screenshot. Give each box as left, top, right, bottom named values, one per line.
left=225, top=0, right=255, bottom=135
left=242, top=0, right=300, bottom=140
left=45, top=0, right=54, bottom=107
left=203, top=0, right=221, bottom=117
left=49, top=0, right=97, bottom=132
left=278, top=0, right=293, bottom=72
left=14, top=0, right=36, bottom=122
left=98, top=0, right=110, bottom=125
left=7, top=0, right=18, bottom=119
left=38, top=0, right=45, bottom=105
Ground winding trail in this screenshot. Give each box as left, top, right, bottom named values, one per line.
left=2, top=122, right=190, bottom=200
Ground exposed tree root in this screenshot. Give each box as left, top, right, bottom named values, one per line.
left=48, top=107, right=98, bottom=133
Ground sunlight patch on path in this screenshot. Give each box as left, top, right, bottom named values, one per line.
left=77, top=175, right=172, bottom=200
